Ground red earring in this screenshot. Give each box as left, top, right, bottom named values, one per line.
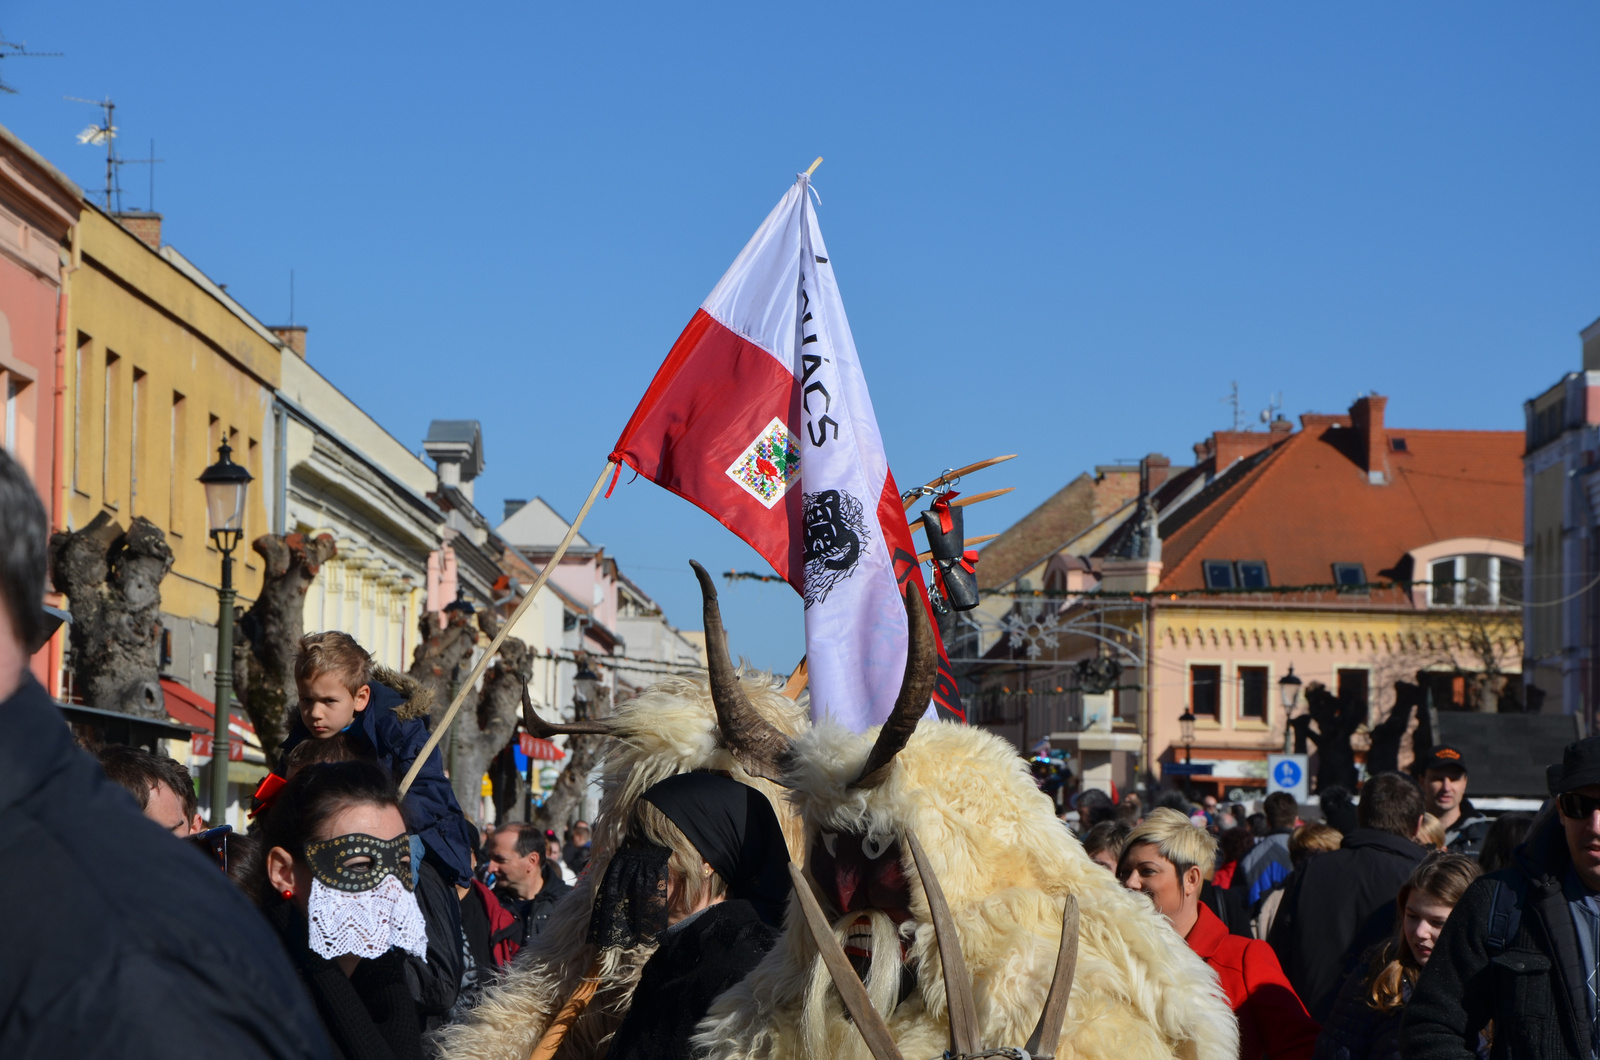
left=281, top=889, right=294, bottom=900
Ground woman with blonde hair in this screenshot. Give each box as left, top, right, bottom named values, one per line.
left=1312, top=852, right=1480, bottom=1060
left=1120, top=808, right=1320, bottom=1060
left=1415, top=814, right=1447, bottom=851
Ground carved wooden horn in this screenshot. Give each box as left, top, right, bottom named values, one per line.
left=905, top=827, right=981, bottom=1057
left=1025, top=895, right=1080, bottom=1060
left=520, top=686, right=614, bottom=738
left=690, top=560, right=793, bottom=784
left=850, top=584, right=939, bottom=789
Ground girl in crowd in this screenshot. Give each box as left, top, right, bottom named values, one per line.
left=1312, top=852, right=1481, bottom=1060
left=600, top=772, right=792, bottom=1060
left=1081, top=820, right=1131, bottom=873
left=253, top=760, right=428, bottom=1060
left=1120, top=808, right=1320, bottom=1060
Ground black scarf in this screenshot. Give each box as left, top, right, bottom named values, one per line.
left=640, top=771, right=791, bottom=927
left=264, top=898, right=424, bottom=1060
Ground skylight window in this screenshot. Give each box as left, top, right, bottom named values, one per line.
left=1332, top=563, right=1367, bottom=589
left=1237, top=561, right=1270, bottom=589
left=1203, top=560, right=1235, bottom=589
left=1390, top=437, right=1408, bottom=452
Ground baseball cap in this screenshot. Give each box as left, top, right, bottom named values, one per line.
left=1547, top=736, right=1600, bottom=796
left=1418, top=745, right=1467, bottom=774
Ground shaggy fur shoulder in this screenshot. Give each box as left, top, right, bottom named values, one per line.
left=694, top=721, right=1239, bottom=1060
left=430, top=668, right=806, bottom=1060
left=373, top=665, right=433, bottom=722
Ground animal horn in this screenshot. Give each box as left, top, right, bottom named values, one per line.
left=787, top=863, right=906, bottom=1060
left=689, top=560, right=793, bottom=784
left=521, top=687, right=614, bottom=737
left=905, top=827, right=980, bottom=1056
left=1025, top=895, right=1080, bottom=1060
left=850, top=583, right=938, bottom=789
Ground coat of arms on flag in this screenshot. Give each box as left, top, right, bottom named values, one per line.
left=726, top=418, right=802, bottom=509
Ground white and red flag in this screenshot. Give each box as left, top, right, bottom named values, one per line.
left=610, top=172, right=963, bottom=732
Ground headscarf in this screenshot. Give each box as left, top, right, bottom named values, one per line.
left=642, top=772, right=792, bottom=927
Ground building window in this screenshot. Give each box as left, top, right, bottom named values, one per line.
left=2, top=374, right=19, bottom=453
left=130, top=368, right=146, bottom=518
left=1203, top=561, right=1235, bottom=589
left=1390, top=437, right=1408, bottom=452
left=103, top=352, right=120, bottom=504
left=1429, top=554, right=1522, bottom=608
left=73, top=334, right=88, bottom=492
left=1239, top=666, right=1268, bottom=720
left=170, top=392, right=186, bottom=533
left=1190, top=664, right=1221, bottom=719
left=1237, top=561, right=1269, bottom=589
left=1332, top=562, right=1366, bottom=589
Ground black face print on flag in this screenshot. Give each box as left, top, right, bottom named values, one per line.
left=802, top=489, right=869, bottom=608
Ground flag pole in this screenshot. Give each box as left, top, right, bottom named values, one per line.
left=805, top=156, right=823, bottom=176
left=399, top=459, right=617, bottom=798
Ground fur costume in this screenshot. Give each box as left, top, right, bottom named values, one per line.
left=431, top=668, right=809, bottom=1060
left=693, top=718, right=1239, bottom=1060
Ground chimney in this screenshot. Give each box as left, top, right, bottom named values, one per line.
left=113, top=210, right=162, bottom=251
left=1349, top=394, right=1389, bottom=484
left=503, top=499, right=528, bottom=521
left=271, top=326, right=308, bottom=359
left=1143, top=453, right=1172, bottom=491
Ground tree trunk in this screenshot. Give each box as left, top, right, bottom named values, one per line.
left=489, top=742, right=528, bottom=824
left=447, top=635, right=533, bottom=821
left=232, top=532, right=337, bottom=758
left=408, top=610, right=479, bottom=733
left=531, top=733, right=603, bottom=835
left=49, top=512, right=174, bottom=717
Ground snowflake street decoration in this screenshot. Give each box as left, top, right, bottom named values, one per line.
left=1001, top=607, right=1065, bottom=659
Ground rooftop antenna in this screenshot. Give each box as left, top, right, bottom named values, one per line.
left=1223, top=380, right=1245, bottom=432
left=119, top=139, right=163, bottom=212
left=1258, top=391, right=1284, bottom=426
left=0, top=34, right=63, bottom=95
left=67, top=95, right=120, bottom=210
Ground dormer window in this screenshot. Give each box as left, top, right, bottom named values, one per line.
left=1203, top=560, right=1270, bottom=589
left=1429, top=554, right=1522, bottom=608
left=1390, top=437, right=1408, bottom=452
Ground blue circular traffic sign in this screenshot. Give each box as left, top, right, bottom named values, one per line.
left=1273, top=760, right=1302, bottom=788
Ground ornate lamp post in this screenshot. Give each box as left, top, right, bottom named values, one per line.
left=199, top=441, right=252, bottom=826
left=1178, top=709, right=1196, bottom=765
left=1279, top=665, right=1303, bottom=755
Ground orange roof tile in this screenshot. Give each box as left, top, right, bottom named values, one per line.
left=1156, top=423, right=1523, bottom=592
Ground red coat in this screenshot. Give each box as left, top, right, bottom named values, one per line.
left=1185, top=902, right=1320, bottom=1060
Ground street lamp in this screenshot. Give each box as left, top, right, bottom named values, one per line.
left=1178, top=709, right=1196, bottom=765
left=199, top=441, right=252, bottom=827
left=1279, top=665, right=1303, bottom=754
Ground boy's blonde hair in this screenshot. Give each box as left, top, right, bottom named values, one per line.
left=294, top=631, right=373, bottom=696
left=1121, top=807, right=1218, bottom=879
left=630, top=798, right=727, bottom=913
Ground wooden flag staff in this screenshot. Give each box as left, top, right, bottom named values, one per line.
left=399, top=460, right=618, bottom=798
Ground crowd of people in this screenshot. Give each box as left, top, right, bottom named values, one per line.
left=1066, top=740, right=1559, bottom=1060
left=0, top=448, right=1594, bottom=1060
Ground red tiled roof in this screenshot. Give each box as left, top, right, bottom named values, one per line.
left=1156, top=423, right=1523, bottom=591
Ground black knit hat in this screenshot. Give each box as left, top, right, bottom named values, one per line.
left=1547, top=736, right=1600, bottom=796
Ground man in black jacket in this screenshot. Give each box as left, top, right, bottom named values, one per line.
left=1404, top=738, right=1600, bottom=1060
left=0, top=449, right=327, bottom=1058
left=1267, top=771, right=1426, bottom=1022
left=1418, top=744, right=1492, bottom=856
left=488, top=822, right=572, bottom=945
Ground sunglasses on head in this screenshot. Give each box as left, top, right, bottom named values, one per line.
left=1558, top=792, right=1600, bottom=820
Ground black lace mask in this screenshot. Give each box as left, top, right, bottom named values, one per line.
left=303, top=833, right=414, bottom=893
left=586, top=838, right=670, bottom=949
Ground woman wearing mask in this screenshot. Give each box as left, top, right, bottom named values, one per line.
left=599, top=772, right=791, bottom=1060
left=255, top=761, right=428, bottom=1060
left=1120, top=808, right=1319, bottom=1060
left=1313, top=853, right=1480, bottom=1060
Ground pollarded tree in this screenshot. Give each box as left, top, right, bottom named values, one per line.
left=233, top=532, right=338, bottom=757
left=49, top=512, right=174, bottom=717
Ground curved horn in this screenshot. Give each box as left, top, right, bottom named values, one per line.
left=521, top=686, right=614, bottom=738
left=850, top=583, right=939, bottom=789
left=1025, top=894, right=1080, bottom=1060
left=906, top=827, right=980, bottom=1056
left=689, top=560, right=793, bottom=783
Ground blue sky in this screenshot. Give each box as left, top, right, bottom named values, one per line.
left=5, top=4, right=1598, bottom=671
